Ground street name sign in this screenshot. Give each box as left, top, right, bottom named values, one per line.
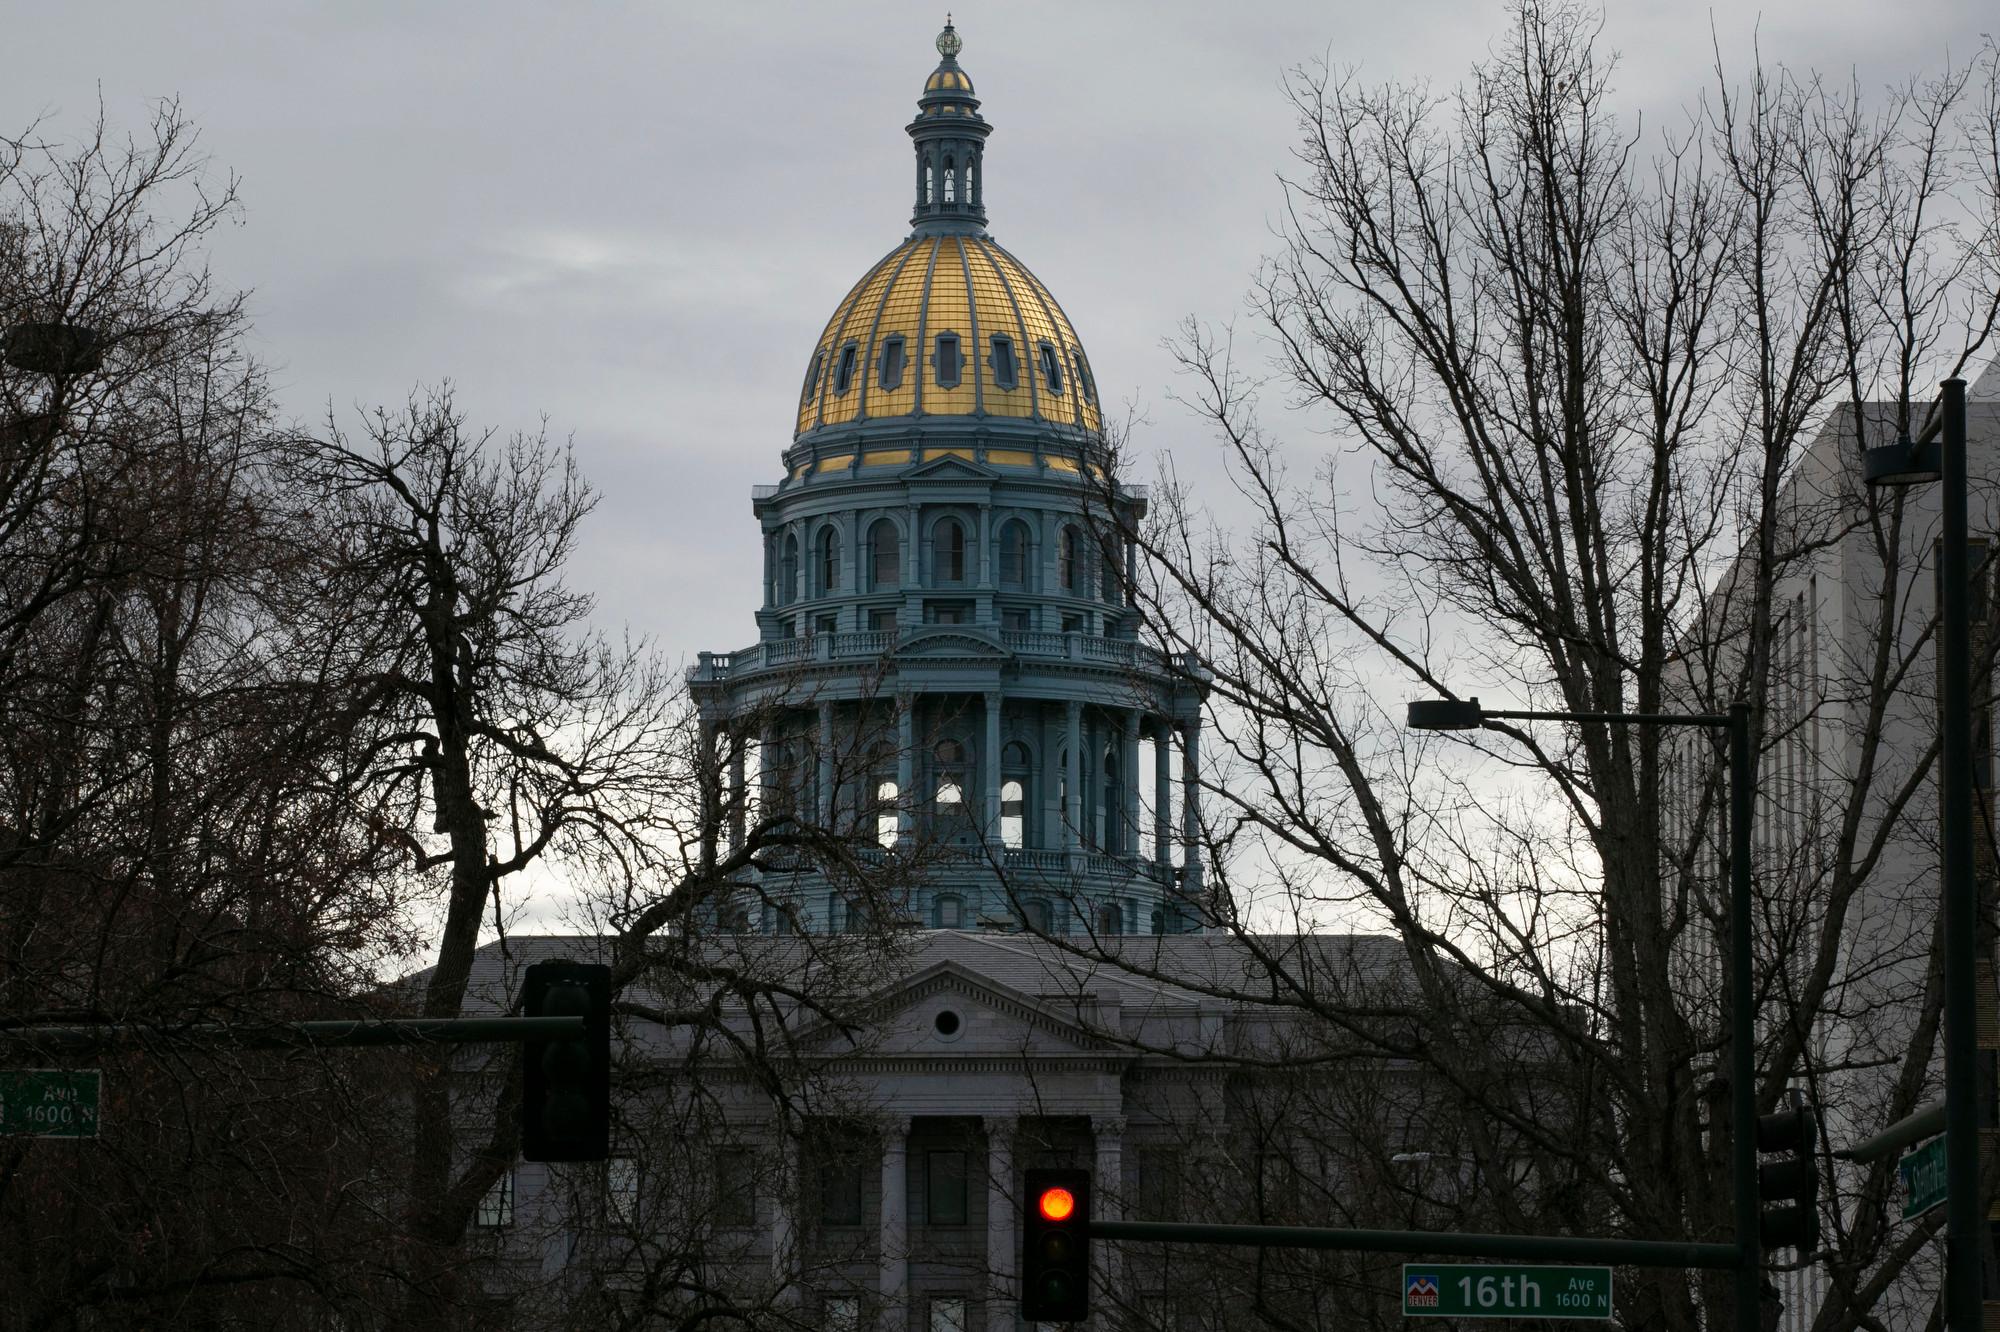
left=1901, top=1135, right=1946, bottom=1220
left=0, top=1069, right=100, bottom=1139
left=1403, top=1264, right=1613, bottom=1319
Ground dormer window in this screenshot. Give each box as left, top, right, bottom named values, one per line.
left=1038, top=342, right=1063, bottom=394
left=989, top=335, right=1017, bottom=390
left=801, top=350, right=825, bottom=405
left=934, top=332, right=963, bottom=388
left=879, top=335, right=906, bottom=391
left=834, top=343, right=859, bottom=395
left=1073, top=351, right=1096, bottom=403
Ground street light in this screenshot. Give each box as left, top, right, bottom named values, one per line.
left=1407, top=696, right=1759, bottom=1332
left=1861, top=377, right=1982, bottom=1332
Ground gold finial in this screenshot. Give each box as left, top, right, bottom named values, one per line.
left=936, top=16, right=962, bottom=60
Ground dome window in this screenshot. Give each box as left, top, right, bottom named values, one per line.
left=988, top=335, right=1017, bottom=390
left=1038, top=342, right=1064, bottom=395
left=879, top=335, right=907, bottom=391
left=801, top=350, right=825, bottom=406
left=1072, top=351, right=1096, bottom=403
left=833, top=342, right=859, bottom=395
left=933, top=332, right=963, bottom=389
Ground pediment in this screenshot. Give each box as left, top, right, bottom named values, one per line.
left=793, top=958, right=1112, bottom=1059
left=895, top=627, right=1006, bottom=658
left=905, top=455, right=998, bottom=483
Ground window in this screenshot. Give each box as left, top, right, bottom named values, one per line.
left=998, top=520, right=1028, bottom=587
left=870, top=519, right=900, bottom=589
left=1101, top=537, right=1123, bottom=604
left=834, top=342, right=859, bottom=394
left=816, top=528, right=840, bottom=592
left=879, top=335, right=906, bottom=391
left=1151, top=908, right=1166, bottom=935
left=1001, top=607, right=1031, bottom=632
left=944, top=161, right=956, bottom=204
left=935, top=894, right=964, bottom=928
left=925, top=164, right=934, bottom=204
left=475, top=1168, right=514, bottom=1228
left=869, top=608, right=898, bottom=633
left=1039, top=342, right=1064, bottom=394
left=875, top=779, right=900, bottom=848
left=715, top=1149, right=755, bottom=1227
left=989, top=335, right=1017, bottom=390
left=820, top=1155, right=864, bottom=1226
left=928, top=1296, right=968, bottom=1332
left=926, top=601, right=971, bottom=625
left=933, top=518, right=966, bottom=583
left=780, top=534, right=799, bottom=605
left=825, top=1296, right=862, bottom=1332
left=965, top=163, right=975, bottom=204
left=934, top=332, right=963, bottom=388
left=1062, top=613, right=1084, bottom=634
left=1098, top=902, right=1124, bottom=936
left=1025, top=898, right=1055, bottom=934
left=1073, top=350, right=1096, bottom=402
left=608, top=1158, right=639, bottom=1226
left=801, top=350, right=825, bottom=405
left=933, top=740, right=969, bottom=834
left=1060, top=527, right=1082, bottom=594
left=814, top=613, right=837, bottom=636
left=1137, top=1148, right=1182, bottom=1220
left=926, top=1150, right=969, bottom=1224
left=1002, top=741, right=1031, bottom=849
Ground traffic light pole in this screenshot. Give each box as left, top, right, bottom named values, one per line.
left=0, top=1016, right=584, bottom=1054
left=1086, top=1219, right=1738, bottom=1270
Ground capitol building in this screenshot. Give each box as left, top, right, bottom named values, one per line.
left=461, top=25, right=1426, bottom=1332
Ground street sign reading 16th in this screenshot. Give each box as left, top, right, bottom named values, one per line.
left=1404, top=1264, right=1614, bottom=1320
left=0, top=1069, right=101, bottom=1139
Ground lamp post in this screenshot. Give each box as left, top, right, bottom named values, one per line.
left=1861, top=377, right=1982, bottom=1331
left=1407, top=697, right=1758, bottom=1332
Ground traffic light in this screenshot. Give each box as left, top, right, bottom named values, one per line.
left=1756, top=1088, right=1820, bottom=1253
left=520, top=960, right=611, bottom=1162
left=1021, top=1168, right=1091, bottom=1322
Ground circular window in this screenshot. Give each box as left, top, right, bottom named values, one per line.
left=933, top=1009, right=963, bottom=1038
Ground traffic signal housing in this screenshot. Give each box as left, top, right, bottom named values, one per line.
left=1021, top=1168, right=1091, bottom=1322
left=520, top=960, right=611, bottom=1162
left=1756, top=1088, right=1820, bottom=1253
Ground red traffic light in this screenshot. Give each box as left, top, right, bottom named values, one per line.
left=1038, top=1186, right=1077, bottom=1222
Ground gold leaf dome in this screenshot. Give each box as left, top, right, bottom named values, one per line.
left=793, top=234, right=1102, bottom=442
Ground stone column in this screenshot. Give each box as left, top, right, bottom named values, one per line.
left=817, top=701, right=836, bottom=829
left=1094, top=1116, right=1126, bottom=1300
left=1181, top=716, right=1203, bottom=889
left=1153, top=721, right=1172, bottom=871
left=759, top=722, right=779, bottom=822
left=770, top=1128, right=799, bottom=1305
left=897, top=694, right=916, bottom=844
left=984, top=1117, right=1017, bottom=1317
left=984, top=691, right=1004, bottom=848
left=1122, top=708, right=1142, bottom=859
left=880, top=1117, right=912, bottom=1330
left=1064, top=700, right=1084, bottom=854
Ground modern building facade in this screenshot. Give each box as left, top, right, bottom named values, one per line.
left=688, top=20, right=1207, bottom=940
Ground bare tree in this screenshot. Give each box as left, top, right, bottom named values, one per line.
left=1037, top=7, right=2000, bottom=1330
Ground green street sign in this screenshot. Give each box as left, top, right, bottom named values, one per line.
left=0, top=1069, right=101, bottom=1139
left=1403, top=1264, right=1613, bottom=1320
left=1901, top=1136, right=1946, bottom=1220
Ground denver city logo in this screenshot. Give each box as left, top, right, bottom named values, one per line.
left=1406, top=1274, right=1441, bottom=1308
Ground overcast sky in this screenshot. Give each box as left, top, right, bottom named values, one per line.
left=11, top=0, right=1993, bottom=664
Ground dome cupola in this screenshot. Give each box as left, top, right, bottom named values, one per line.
left=909, top=19, right=989, bottom=234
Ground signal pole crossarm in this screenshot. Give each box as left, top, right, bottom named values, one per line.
left=1085, top=1220, right=1738, bottom=1270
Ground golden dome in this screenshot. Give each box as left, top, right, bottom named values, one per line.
left=794, top=233, right=1102, bottom=441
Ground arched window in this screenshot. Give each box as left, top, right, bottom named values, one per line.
left=933, top=518, right=966, bottom=584
left=1150, top=908, right=1165, bottom=936
left=933, top=740, right=969, bottom=833
left=1097, top=903, right=1124, bottom=937
left=875, top=779, right=900, bottom=849
left=966, top=163, right=975, bottom=204
left=780, top=534, right=800, bottom=605
left=1060, top=527, right=1083, bottom=595
left=944, top=158, right=957, bottom=204
left=817, top=528, right=841, bottom=597
left=998, top=520, right=1028, bottom=588
left=869, top=519, right=900, bottom=590
left=1100, top=536, right=1121, bottom=605
left=1001, top=741, right=1031, bottom=849
left=926, top=164, right=935, bottom=204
